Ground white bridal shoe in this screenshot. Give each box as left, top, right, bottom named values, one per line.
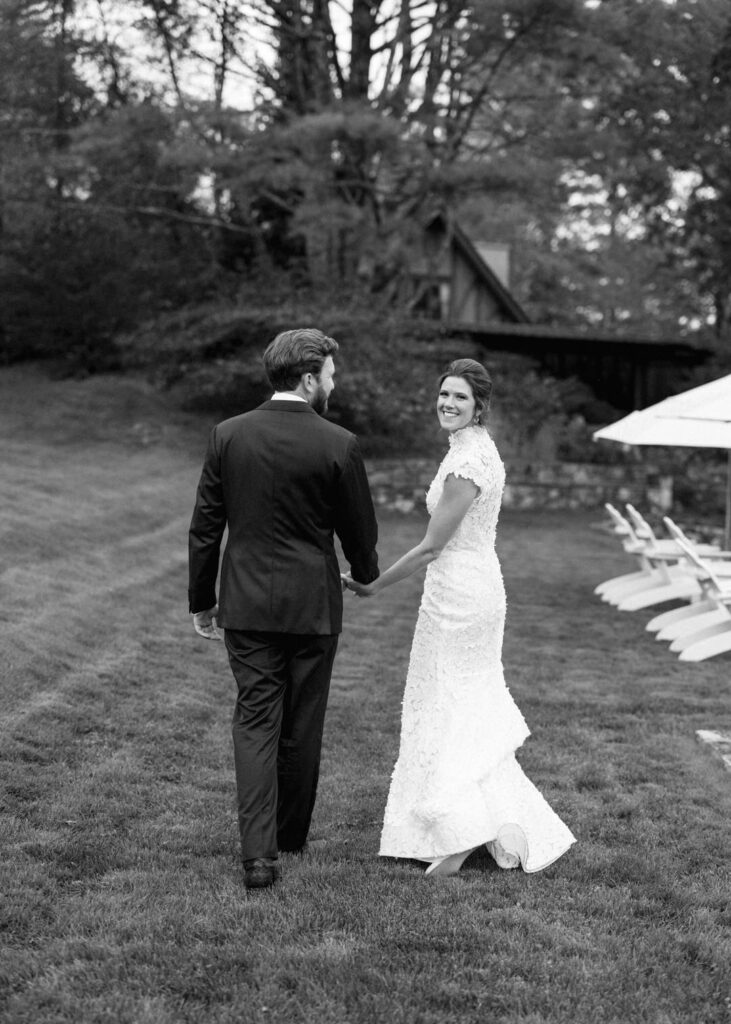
left=424, top=847, right=477, bottom=877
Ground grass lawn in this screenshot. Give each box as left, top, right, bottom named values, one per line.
left=1, top=364, right=730, bottom=1024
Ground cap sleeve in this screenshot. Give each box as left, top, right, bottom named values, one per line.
left=443, top=447, right=487, bottom=493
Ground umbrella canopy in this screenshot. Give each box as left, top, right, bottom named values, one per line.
left=594, top=411, right=731, bottom=448
left=593, top=373, right=731, bottom=545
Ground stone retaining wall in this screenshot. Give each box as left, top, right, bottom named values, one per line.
left=365, top=458, right=672, bottom=514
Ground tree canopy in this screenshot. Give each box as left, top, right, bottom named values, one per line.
left=1, top=0, right=730, bottom=364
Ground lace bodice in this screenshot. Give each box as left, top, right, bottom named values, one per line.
left=425, top=425, right=505, bottom=553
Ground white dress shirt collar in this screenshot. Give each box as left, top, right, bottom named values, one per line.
left=271, top=392, right=307, bottom=403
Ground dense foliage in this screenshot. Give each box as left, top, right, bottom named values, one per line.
left=114, top=297, right=638, bottom=458
left=1, top=0, right=730, bottom=369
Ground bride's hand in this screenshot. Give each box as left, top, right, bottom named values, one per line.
left=345, top=575, right=376, bottom=598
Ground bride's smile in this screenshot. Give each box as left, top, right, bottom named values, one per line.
left=437, top=376, right=477, bottom=433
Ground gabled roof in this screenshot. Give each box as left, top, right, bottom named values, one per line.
left=423, top=213, right=712, bottom=364
left=425, top=212, right=530, bottom=324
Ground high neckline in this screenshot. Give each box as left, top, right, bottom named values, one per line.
left=447, top=424, right=486, bottom=448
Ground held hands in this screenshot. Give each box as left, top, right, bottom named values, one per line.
left=341, top=573, right=376, bottom=598
left=192, top=605, right=222, bottom=640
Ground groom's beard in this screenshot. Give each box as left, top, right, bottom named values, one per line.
left=311, top=383, right=329, bottom=415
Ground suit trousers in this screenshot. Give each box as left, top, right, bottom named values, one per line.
left=224, top=629, right=339, bottom=863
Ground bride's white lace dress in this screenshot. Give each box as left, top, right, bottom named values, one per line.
left=379, top=425, right=576, bottom=871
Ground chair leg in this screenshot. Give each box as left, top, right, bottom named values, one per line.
left=646, top=599, right=716, bottom=634
left=670, top=618, right=731, bottom=654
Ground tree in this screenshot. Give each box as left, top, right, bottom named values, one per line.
left=4, top=0, right=731, bottom=364
left=552, top=0, right=731, bottom=339
left=0, top=0, right=100, bottom=359
left=232, top=1, right=607, bottom=300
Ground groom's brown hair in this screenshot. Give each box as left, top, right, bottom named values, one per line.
left=263, top=328, right=339, bottom=392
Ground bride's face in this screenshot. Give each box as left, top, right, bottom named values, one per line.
left=437, top=376, right=476, bottom=433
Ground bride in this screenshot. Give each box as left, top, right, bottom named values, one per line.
left=345, top=358, right=575, bottom=877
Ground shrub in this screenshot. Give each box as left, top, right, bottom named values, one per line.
left=116, top=300, right=639, bottom=462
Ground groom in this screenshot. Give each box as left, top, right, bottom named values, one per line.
left=188, top=328, right=379, bottom=889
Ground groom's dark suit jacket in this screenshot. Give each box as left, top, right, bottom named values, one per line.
left=188, top=399, right=379, bottom=634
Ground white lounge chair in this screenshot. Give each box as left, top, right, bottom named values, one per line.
left=658, top=532, right=731, bottom=662
left=595, top=505, right=689, bottom=607
left=594, top=505, right=652, bottom=600
left=608, top=506, right=704, bottom=612
left=625, top=503, right=661, bottom=543
left=646, top=519, right=731, bottom=639
left=626, top=506, right=720, bottom=561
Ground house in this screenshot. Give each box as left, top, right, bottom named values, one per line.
left=412, top=213, right=712, bottom=411
left=409, top=213, right=529, bottom=326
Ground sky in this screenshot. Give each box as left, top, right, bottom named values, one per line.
left=74, top=2, right=433, bottom=111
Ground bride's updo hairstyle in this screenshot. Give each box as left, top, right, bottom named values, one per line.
left=439, top=358, right=492, bottom=425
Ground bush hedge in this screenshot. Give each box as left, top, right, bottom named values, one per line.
left=117, top=300, right=633, bottom=460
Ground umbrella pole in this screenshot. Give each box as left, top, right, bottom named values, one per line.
left=726, top=450, right=731, bottom=550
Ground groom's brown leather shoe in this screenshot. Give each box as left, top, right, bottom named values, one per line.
left=244, top=857, right=281, bottom=890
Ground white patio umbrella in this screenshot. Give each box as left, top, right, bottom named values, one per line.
left=593, top=373, right=731, bottom=547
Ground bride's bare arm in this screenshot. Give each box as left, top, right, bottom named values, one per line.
left=347, top=474, right=478, bottom=596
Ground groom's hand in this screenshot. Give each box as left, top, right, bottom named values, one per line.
left=193, top=605, right=222, bottom=640
left=343, top=574, right=374, bottom=598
